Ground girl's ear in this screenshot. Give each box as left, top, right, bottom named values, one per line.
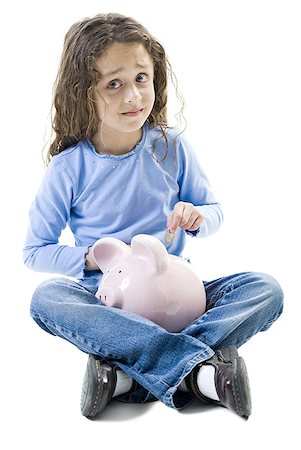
left=92, top=238, right=130, bottom=272
left=131, top=234, right=169, bottom=274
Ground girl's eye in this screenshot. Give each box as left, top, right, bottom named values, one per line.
left=106, top=73, right=148, bottom=89
left=136, top=73, right=148, bottom=83
left=107, top=80, right=122, bottom=89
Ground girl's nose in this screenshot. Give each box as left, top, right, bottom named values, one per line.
left=123, top=84, right=142, bottom=104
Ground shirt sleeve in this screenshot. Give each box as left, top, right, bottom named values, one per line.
left=177, top=133, right=223, bottom=237
left=23, top=158, right=89, bottom=279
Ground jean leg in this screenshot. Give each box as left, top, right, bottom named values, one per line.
left=181, top=272, right=284, bottom=349
left=30, top=278, right=214, bottom=409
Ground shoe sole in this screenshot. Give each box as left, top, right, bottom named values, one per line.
left=232, top=356, right=252, bottom=419
left=218, top=346, right=252, bottom=418
left=80, top=355, right=116, bottom=418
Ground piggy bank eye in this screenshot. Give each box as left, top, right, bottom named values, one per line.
left=119, top=270, right=122, bottom=273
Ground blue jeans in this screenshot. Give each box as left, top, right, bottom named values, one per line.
left=30, top=271, right=283, bottom=409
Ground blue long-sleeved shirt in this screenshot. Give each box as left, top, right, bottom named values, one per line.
left=23, top=123, right=223, bottom=292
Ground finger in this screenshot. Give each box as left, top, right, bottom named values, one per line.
left=181, top=213, right=198, bottom=230
left=166, top=211, right=173, bottom=230
left=168, top=202, right=185, bottom=233
left=178, top=204, right=194, bottom=228
left=181, top=207, right=204, bottom=231
left=187, top=215, right=204, bottom=231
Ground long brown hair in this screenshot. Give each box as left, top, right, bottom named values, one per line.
left=46, top=13, right=184, bottom=164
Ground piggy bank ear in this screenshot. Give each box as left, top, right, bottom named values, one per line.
left=92, top=237, right=130, bottom=272
left=131, top=234, right=169, bottom=274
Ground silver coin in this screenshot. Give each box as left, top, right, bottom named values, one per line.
left=164, top=229, right=175, bottom=243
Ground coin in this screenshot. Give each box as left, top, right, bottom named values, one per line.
left=164, top=229, right=175, bottom=243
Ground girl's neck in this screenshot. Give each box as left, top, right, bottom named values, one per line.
left=91, top=127, right=143, bottom=156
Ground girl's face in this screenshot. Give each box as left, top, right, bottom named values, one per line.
left=94, top=42, right=155, bottom=138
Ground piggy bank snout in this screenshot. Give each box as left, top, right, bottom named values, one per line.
left=97, top=285, right=123, bottom=308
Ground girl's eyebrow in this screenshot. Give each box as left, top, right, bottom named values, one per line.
left=102, top=63, right=152, bottom=78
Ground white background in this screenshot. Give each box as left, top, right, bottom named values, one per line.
left=1, top=0, right=300, bottom=448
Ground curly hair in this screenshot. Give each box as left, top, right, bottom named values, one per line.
left=46, top=13, right=185, bottom=164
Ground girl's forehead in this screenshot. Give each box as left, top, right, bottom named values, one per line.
left=95, top=42, right=154, bottom=76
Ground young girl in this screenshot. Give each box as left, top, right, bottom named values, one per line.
left=23, top=13, right=283, bottom=420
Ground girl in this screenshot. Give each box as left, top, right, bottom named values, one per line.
left=23, top=13, right=283, bottom=420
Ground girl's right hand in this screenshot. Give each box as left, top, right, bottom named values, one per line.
left=167, top=201, right=204, bottom=234
left=85, top=247, right=99, bottom=270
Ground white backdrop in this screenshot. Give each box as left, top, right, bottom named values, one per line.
left=1, top=1, right=300, bottom=448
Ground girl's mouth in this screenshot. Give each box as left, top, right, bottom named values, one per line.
left=122, top=108, right=144, bottom=117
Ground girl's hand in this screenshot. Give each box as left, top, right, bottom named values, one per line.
left=85, top=247, right=99, bottom=271
left=167, top=202, right=204, bottom=233
left=85, top=243, right=132, bottom=271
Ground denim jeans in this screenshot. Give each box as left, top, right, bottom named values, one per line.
left=30, top=271, right=283, bottom=409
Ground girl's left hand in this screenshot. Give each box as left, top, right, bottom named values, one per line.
left=166, top=201, right=204, bottom=234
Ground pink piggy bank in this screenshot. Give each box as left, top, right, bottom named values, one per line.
left=92, top=234, right=206, bottom=332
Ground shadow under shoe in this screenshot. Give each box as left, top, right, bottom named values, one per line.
left=186, top=346, right=252, bottom=419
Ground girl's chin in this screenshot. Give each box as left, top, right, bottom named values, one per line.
left=117, top=119, right=147, bottom=132
left=100, top=112, right=150, bottom=133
